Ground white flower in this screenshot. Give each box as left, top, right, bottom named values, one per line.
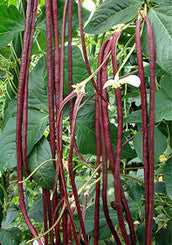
left=103, top=74, right=141, bottom=90
left=103, top=73, right=120, bottom=89
left=33, top=240, right=44, bottom=245
left=120, top=75, right=141, bottom=87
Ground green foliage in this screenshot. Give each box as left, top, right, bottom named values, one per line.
left=164, top=158, right=172, bottom=199
left=0, top=4, right=24, bottom=49
left=155, top=74, right=172, bottom=122
left=0, top=109, right=49, bottom=172
left=74, top=204, right=118, bottom=240
left=133, top=127, right=167, bottom=164
left=142, top=5, right=172, bottom=75
left=0, top=227, right=22, bottom=245
left=36, top=0, right=90, bottom=35
left=155, top=219, right=172, bottom=245
left=27, top=137, right=56, bottom=190
left=0, top=0, right=171, bottom=243
left=85, top=0, right=142, bottom=34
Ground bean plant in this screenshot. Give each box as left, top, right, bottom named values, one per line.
left=0, top=0, right=171, bottom=244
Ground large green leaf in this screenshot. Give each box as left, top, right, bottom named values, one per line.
left=133, top=127, right=167, bottom=164
left=75, top=98, right=96, bottom=155
left=142, top=5, right=172, bottom=75
left=28, top=56, right=48, bottom=111
left=124, top=110, right=142, bottom=124
left=155, top=219, right=172, bottom=245
left=136, top=221, right=158, bottom=245
left=31, top=32, right=47, bottom=55
left=0, top=109, right=48, bottom=172
left=110, top=124, right=137, bottom=159
left=85, top=0, right=142, bottom=34
left=155, top=74, right=172, bottom=122
left=28, top=196, right=44, bottom=223
left=74, top=204, right=118, bottom=240
left=163, top=158, right=172, bottom=199
left=0, top=4, right=24, bottom=49
left=75, top=98, right=136, bottom=157
left=36, top=1, right=90, bottom=35
left=1, top=205, right=19, bottom=229
left=27, top=137, right=56, bottom=190
left=0, top=227, right=22, bottom=245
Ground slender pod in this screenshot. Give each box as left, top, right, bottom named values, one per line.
left=97, top=39, right=121, bottom=245
left=51, top=1, right=61, bottom=242
left=77, top=0, right=108, bottom=103
left=94, top=92, right=101, bottom=245
left=52, top=0, right=61, bottom=114
left=67, top=92, right=88, bottom=244
left=55, top=93, right=80, bottom=245
left=111, top=31, right=136, bottom=245
left=78, top=191, right=89, bottom=243
left=45, top=1, right=57, bottom=242
left=135, top=19, right=149, bottom=241
left=22, top=0, right=38, bottom=175
left=144, top=15, right=156, bottom=245
left=67, top=205, right=76, bottom=245
left=68, top=0, right=74, bottom=124
left=45, top=0, right=56, bottom=161
left=16, top=0, right=42, bottom=243
left=101, top=31, right=130, bottom=244
left=53, top=91, right=77, bottom=193
left=42, top=189, right=48, bottom=245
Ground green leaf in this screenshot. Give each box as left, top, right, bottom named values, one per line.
left=85, top=0, right=142, bottom=34
left=124, top=179, right=144, bottom=220
left=26, top=109, right=49, bottom=155
left=31, top=32, right=47, bottom=55
left=27, top=137, right=56, bottom=190
left=0, top=227, right=22, bottom=245
left=75, top=99, right=136, bottom=157
left=0, top=4, right=24, bottom=49
left=164, top=158, right=172, bottom=199
left=0, top=109, right=48, bottom=172
left=75, top=98, right=96, bottom=155
left=28, top=56, right=48, bottom=111
left=64, top=45, right=94, bottom=96
left=28, top=196, right=44, bottom=223
left=136, top=221, right=158, bottom=245
left=141, top=6, right=172, bottom=75
left=124, top=110, right=142, bottom=124
left=110, top=124, right=136, bottom=159
left=155, top=219, right=172, bottom=245
left=155, top=74, right=172, bottom=122
left=133, top=127, right=167, bottom=164
left=154, top=181, right=167, bottom=195
left=74, top=204, right=118, bottom=240
left=36, top=1, right=90, bottom=35
left=0, top=47, right=11, bottom=59
left=1, top=205, right=19, bottom=229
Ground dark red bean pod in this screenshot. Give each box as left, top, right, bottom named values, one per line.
left=111, top=31, right=136, bottom=245
left=67, top=92, right=88, bottom=244
left=144, top=15, right=156, bottom=245
left=16, top=0, right=42, bottom=243
left=95, top=37, right=121, bottom=244
left=135, top=19, right=149, bottom=242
